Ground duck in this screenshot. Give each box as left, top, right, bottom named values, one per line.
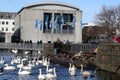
left=18, top=66, right=30, bottom=75
left=80, top=64, right=91, bottom=76
left=4, top=64, right=15, bottom=70
left=38, top=68, right=46, bottom=80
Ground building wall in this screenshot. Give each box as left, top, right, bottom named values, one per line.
left=0, top=19, right=15, bottom=42
left=15, top=4, right=82, bottom=43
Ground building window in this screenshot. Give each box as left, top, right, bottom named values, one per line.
left=2, top=21, right=5, bottom=25
left=43, top=13, right=52, bottom=33
left=54, top=13, right=61, bottom=33
left=1, top=27, right=4, bottom=31
left=6, top=28, right=8, bottom=31
left=6, top=21, right=8, bottom=25
left=62, top=14, right=74, bottom=33
left=63, top=14, right=73, bottom=22
left=8, top=16, right=11, bottom=18
left=12, top=28, right=14, bottom=31
left=13, top=22, right=15, bottom=25
left=1, top=15, right=3, bottom=18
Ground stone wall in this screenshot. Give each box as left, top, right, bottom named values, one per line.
left=96, top=43, right=120, bottom=73
left=42, top=43, right=54, bottom=56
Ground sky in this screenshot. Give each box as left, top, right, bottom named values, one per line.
left=0, top=0, right=119, bottom=23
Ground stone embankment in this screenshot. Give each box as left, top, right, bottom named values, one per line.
left=48, top=52, right=97, bottom=70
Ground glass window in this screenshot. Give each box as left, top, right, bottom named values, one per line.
left=12, top=28, right=14, bottom=31
left=62, top=14, right=73, bottom=31
left=63, top=14, right=73, bottom=22
left=6, top=28, right=8, bottom=31
left=2, top=21, right=5, bottom=25
left=2, top=27, right=4, bottom=31
left=43, top=13, right=52, bottom=33
left=6, top=21, right=8, bottom=25
left=13, top=22, right=15, bottom=25
left=1, top=15, right=3, bottom=18
left=54, top=13, right=61, bottom=24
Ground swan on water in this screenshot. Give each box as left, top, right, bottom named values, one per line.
left=46, top=67, right=57, bottom=79
left=80, top=64, right=91, bottom=76
left=4, top=64, right=15, bottom=70
left=70, top=65, right=76, bottom=76
left=18, top=67, right=30, bottom=75
left=0, top=57, right=5, bottom=64
left=69, top=63, right=72, bottom=72
left=12, top=49, right=18, bottom=54
left=38, top=68, right=46, bottom=80
left=46, top=65, right=54, bottom=73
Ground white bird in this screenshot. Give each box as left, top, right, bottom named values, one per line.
left=46, top=65, right=54, bottom=73
left=46, top=68, right=57, bottom=79
left=12, top=49, right=18, bottom=54
left=18, top=67, right=30, bottom=75
left=0, top=57, right=4, bottom=64
left=42, top=58, right=50, bottom=66
left=23, top=66, right=31, bottom=70
left=69, top=63, right=72, bottom=72
left=4, top=64, right=15, bottom=70
left=17, top=58, right=26, bottom=68
left=70, top=65, right=76, bottom=76
left=38, top=68, right=46, bottom=80
left=80, top=64, right=91, bottom=76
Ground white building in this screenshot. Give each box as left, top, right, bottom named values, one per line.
left=15, top=0, right=82, bottom=43
left=0, top=12, right=16, bottom=42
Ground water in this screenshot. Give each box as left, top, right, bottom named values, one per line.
left=0, top=52, right=120, bottom=80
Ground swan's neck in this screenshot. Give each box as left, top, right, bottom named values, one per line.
left=19, top=68, right=21, bottom=73
left=54, top=68, right=56, bottom=77
left=46, top=66, right=48, bottom=72
left=69, top=63, right=71, bottom=69
left=81, top=65, right=83, bottom=72
left=39, top=69, right=41, bottom=75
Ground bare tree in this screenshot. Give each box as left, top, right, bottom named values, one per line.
left=95, top=5, right=120, bottom=42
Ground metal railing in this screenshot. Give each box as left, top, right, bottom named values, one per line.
left=0, top=43, right=43, bottom=50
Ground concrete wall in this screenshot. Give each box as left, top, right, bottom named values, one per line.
left=15, top=4, right=82, bottom=43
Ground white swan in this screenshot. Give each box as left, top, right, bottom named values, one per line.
left=46, top=65, right=54, bottom=73
left=38, top=68, right=46, bottom=80
left=17, top=58, right=26, bottom=68
left=0, top=57, right=4, bottom=64
left=80, top=64, right=91, bottom=76
left=28, top=61, right=35, bottom=67
left=42, top=58, right=50, bottom=66
left=70, top=65, right=76, bottom=76
left=69, top=63, right=72, bottom=72
left=12, top=49, right=18, bottom=54
left=46, top=68, right=57, bottom=79
left=18, top=67, right=30, bottom=75
left=4, top=64, right=15, bottom=70
left=23, top=66, right=31, bottom=70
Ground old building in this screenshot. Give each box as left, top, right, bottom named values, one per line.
left=0, top=12, right=16, bottom=42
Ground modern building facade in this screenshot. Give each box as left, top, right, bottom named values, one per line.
left=0, top=12, right=16, bottom=42
left=15, top=0, right=82, bottom=43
